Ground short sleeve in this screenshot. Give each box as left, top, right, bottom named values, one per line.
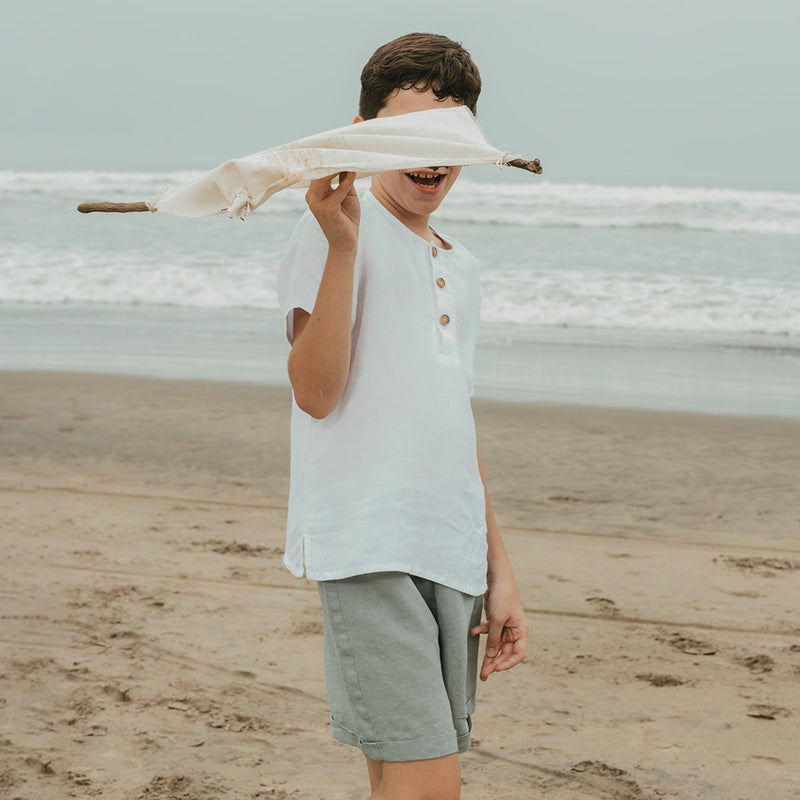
left=276, top=210, right=330, bottom=343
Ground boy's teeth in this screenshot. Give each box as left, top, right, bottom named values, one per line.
left=407, top=171, right=442, bottom=185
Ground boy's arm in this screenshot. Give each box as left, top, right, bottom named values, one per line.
left=287, top=172, right=360, bottom=419
left=471, top=446, right=529, bottom=681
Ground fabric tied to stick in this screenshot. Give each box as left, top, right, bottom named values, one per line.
left=145, top=107, right=520, bottom=219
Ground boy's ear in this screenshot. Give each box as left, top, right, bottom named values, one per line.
left=352, top=115, right=364, bottom=124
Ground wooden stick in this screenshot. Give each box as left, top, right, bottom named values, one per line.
left=506, top=157, right=543, bottom=174
left=77, top=201, right=149, bottom=213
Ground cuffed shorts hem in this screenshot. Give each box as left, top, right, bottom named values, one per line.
left=330, top=716, right=473, bottom=762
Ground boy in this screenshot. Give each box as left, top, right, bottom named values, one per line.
left=276, top=33, right=528, bottom=800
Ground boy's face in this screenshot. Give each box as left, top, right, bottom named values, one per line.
left=357, top=86, right=464, bottom=224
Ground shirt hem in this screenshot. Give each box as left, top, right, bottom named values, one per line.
left=286, top=560, right=488, bottom=597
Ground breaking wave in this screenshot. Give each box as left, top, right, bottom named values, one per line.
left=3, top=170, right=799, bottom=233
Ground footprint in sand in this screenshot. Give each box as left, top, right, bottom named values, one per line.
left=571, top=761, right=646, bottom=796
left=636, top=673, right=687, bottom=687
left=719, top=555, right=800, bottom=573
left=661, top=633, right=716, bottom=656
left=195, top=539, right=280, bottom=557
left=137, top=775, right=195, bottom=798
left=738, top=654, right=775, bottom=673
left=747, top=704, right=791, bottom=720
left=103, top=685, right=132, bottom=703
left=585, top=596, right=619, bottom=617
left=292, top=620, right=324, bottom=636
left=0, top=769, right=21, bottom=792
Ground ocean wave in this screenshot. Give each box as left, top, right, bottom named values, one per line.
left=3, top=242, right=799, bottom=337
left=442, top=180, right=800, bottom=235
left=0, top=245, right=280, bottom=309
left=0, top=169, right=203, bottom=198
left=2, top=170, right=798, bottom=234
left=478, top=269, right=800, bottom=336
left=3, top=169, right=798, bottom=338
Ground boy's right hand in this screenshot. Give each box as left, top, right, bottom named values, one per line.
left=306, top=171, right=360, bottom=254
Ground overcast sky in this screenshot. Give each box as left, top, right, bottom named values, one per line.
left=2, top=0, right=798, bottom=189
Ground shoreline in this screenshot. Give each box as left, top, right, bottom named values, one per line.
left=3, top=303, right=800, bottom=420
left=2, top=370, right=799, bottom=799
left=4, top=364, right=800, bottom=422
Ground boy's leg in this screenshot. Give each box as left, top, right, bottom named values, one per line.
left=366, top=758, right=382, bottom=793
left=365, top=754, right=461, bottom=800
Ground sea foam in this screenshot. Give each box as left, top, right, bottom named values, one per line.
left=2, top=171, right=798, bottom=339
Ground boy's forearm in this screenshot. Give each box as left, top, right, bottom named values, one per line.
left=475, top=445, right=529, bottom=679
left=486, top=505, right=516, bottom=584
left=287, top=247, right=356, bottom=418
left=477, top=447, right=517, bottom=584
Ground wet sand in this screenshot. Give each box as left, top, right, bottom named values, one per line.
left=1, top=371, right=799, bottom=799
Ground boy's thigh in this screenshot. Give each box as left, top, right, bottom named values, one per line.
left=317, top=572, right=482, bottom=763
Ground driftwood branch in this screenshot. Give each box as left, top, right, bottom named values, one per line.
left=77, top=201, right=149, bottom=214
left=506, top=157, right=542, bottom=174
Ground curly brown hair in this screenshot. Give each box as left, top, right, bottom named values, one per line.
left=359, top=32, right=481, bottom=120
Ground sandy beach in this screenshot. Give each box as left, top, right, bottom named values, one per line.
left=1, top=370, right=798, bottom=800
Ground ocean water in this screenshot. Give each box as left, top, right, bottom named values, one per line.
left=1, top=169, right=799, bottom=417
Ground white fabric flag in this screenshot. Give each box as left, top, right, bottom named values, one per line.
left=146, top=107, right=517, bottom=219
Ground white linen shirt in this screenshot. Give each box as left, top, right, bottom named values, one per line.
left=276, top=190, right=488, bottom=595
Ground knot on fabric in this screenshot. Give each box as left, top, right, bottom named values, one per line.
left=495, top=152, right=511, bottom=168
left=228, top=190, right=253, bottom=220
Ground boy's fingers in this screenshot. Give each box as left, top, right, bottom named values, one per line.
left=492, top=639, right=526, bottom=672
left=307, top=173, right=346, bottom=200
left=307, top=174, right=335, bottom=194
left=333, top=171, right=356, bottom=193
left=478, top=625, right=528, bottom=680
left=473, top=617, right=528, bottom=679
left=484, top=619, right=504, bottom=659
left=325, top=171, right=356, bottom=196
left=479, top=654, right=499, bottom=681
left=307, top=172, right=357, bottom=210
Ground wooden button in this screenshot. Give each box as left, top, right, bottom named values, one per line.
left=431, top=245, right=439, bottom=257
left=436, top=277, right=446, bottom=289
left=439, top=314, right=450, bottom=326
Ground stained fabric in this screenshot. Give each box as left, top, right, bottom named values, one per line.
left=146, top=107, right=515, bottom=219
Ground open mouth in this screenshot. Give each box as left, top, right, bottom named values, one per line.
left=405, top=171, right=445, bottom=189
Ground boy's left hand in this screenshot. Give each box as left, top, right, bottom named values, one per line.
left=470, top=578, right=528, bottom=681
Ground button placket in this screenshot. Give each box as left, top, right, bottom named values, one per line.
left=430, top=243, right=455, bottom=355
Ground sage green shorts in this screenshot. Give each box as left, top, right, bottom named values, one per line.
left=317, top=572, right=483, bottom=762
